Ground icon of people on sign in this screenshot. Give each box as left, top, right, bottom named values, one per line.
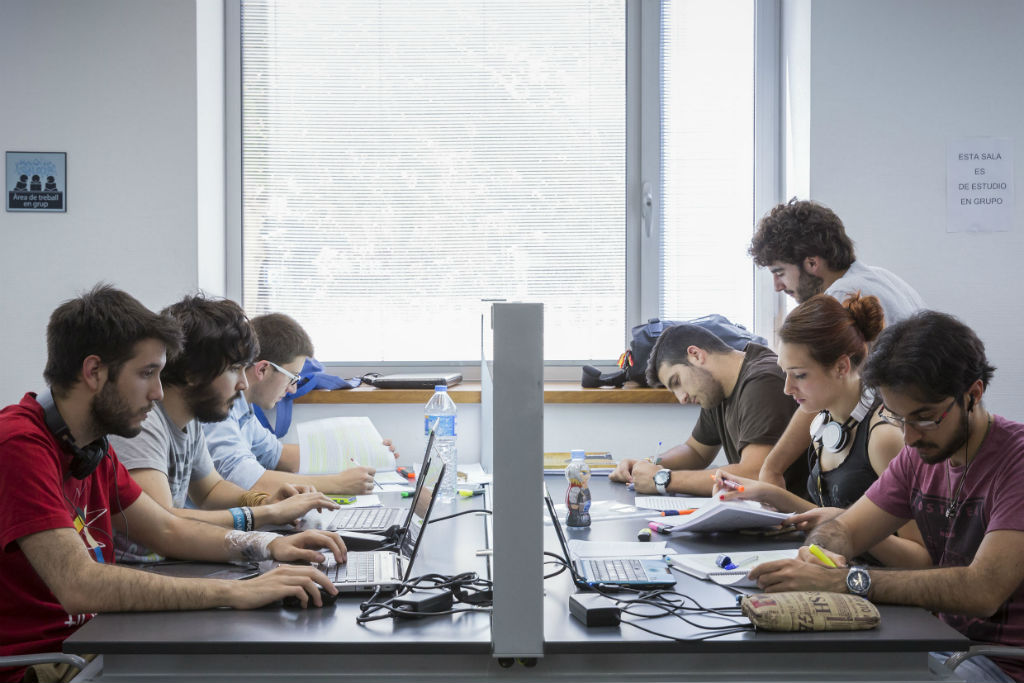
left=29, top=175, right=41, bottom=191
left=14, top=174, right=28, bottom=191
left=44, top=176, right=58, bottom=191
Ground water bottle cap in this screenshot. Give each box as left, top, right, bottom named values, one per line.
left=434, top=385, right=448, bottom=392
left=570, top=449, right=586, bottom=460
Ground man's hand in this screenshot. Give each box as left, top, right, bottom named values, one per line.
left=787, top=507, right=845, bottom=533
left=268, top=529, right=348, bottom=565
left=267, top=482, right=319, bottom=503
left=797, top=543, right=848, bottom=568
left=226, top=564, right=337, bottom=609
left=609, top=458, right=638, bottom=483
left=334, top=466, right=376, bottom=495
left=630, top=460, right=660, bottom=494
left=382, top=439, right=400, bottom=461
left=748, top=557, right=847, bottom=593
left=262, top=491, right=339, bottom=526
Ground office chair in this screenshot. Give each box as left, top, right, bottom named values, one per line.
left=0, top=653, right=100, bottom=682
left=943, top=646, right=1024, bottom=678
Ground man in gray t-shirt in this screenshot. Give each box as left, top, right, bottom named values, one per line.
left=113, top=294, right=338, bottom=563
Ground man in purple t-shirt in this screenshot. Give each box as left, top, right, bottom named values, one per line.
left=749, top=311, right=1024, bottom=683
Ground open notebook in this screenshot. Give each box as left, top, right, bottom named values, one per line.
left=296, top=416, right=409, bottom=486
left=665, top=549, right=798, bottom=588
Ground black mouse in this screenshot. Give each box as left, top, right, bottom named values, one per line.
left=282, top=586, right=338, bottom=608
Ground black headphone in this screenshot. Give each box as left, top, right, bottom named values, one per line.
left=810, top=389, right=875, bottom=453
left=37, top=388, right=108, bottom=480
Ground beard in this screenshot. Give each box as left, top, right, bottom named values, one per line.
left=912, top=416, right=970, bottom=465
left=795, top=268, right=825, bottom=302
left=184, top=381, right=239, bottom=423
left=91, top=379, right=149, bottom=438
left=692, top=366, right=726, bottom=409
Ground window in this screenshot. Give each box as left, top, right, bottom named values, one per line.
left=233, top=1, right=773, bottom=366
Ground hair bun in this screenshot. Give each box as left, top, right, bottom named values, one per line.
left=843, top=292, right=885, bottom=343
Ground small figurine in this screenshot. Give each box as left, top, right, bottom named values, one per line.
left=565, top=459, right=592, bottom=528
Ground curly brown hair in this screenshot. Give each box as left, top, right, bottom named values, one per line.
left=749, top=199, right=856, bottom=271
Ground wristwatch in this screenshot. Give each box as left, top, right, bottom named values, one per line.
left=846, top=566, right=871, bottom=597
left=653, top=468, right=672, bottom=495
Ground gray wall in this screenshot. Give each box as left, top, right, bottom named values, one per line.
left=797, top=0, right=1024, bottom=415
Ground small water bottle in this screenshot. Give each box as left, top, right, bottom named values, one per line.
left=425, top=385, right=458, bottom=503
left=564, top=449, right=592, bottom=528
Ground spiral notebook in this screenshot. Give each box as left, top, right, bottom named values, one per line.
left=665, top=549, right=798, bottom=587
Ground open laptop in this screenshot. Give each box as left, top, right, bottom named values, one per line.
left=300, top=429, right=435, bottom=535
left=313, top=461, right=446, bottom=593
left=544, top=485, right=675, bottom=590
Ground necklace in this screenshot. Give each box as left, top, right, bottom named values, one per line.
left=945, top=414, right=993, bottom=519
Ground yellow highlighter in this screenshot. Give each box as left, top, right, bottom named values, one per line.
left=807, top=544, right=838, bottom=568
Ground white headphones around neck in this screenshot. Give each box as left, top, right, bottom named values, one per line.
left=810, top=388, right=876, bottom=453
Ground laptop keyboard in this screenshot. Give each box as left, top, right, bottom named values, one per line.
left=331, top=507, right=393, bottom=529
left=321, top=552, right=376, bottom=583
left=585, top=558, right=647, bottom=583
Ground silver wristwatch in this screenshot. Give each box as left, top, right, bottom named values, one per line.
left=846, top=566, right=871, bottom=597
left=653, top=468, right=672, bottom=495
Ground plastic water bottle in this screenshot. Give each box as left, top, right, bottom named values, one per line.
left=564, top=449, right=592, bottom=528
left=425, top=385, right=458, bottom=503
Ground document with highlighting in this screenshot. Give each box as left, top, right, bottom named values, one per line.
left=296, top=417, right=395, bottom=474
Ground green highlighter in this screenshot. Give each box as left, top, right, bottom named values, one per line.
left=330, top=496, right=356, bottom=505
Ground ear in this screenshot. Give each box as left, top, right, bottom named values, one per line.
left=252, top=360, right=271, bottom=381
left=687, top=345, right=707, bottom=366
left=965, top=379, right=984, bottom=411
left=833, top=354, right=852, bottom=379
left=803, top=256, right=824, bottom=276
left=80, top=355, right=107, bottom=393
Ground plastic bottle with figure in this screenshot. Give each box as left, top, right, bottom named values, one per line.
left=564, top=449, right=592, bottom=528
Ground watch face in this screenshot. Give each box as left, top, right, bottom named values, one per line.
left=654, top=469, right=670, bottom=485
left=847, top=567, right=870, bottom=595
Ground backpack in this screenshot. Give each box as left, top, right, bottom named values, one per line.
left=617, top=315, right=768, bottom=386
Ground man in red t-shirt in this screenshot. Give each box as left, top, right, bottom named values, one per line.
left=749, top=311, right=1024, bottom=683
left=0, top=285, right=348, bottom=683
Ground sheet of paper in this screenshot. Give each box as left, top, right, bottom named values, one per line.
left=347, top=495, right=382, bottom=508
left=548, top=499, right=653, bottom=522
left=634, top=495, right=711, bottom=510
left=296, top=416, right=395, bottom=474
left=457, top=463, right=493, bottom=485
left=568, top=539, right=668, bottom=558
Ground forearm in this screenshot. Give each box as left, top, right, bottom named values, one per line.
left=658, top=444, right=712, bottom=471
left=865, top=534, right=933, bottom=569
left=868, top=566, right=1004, bottom=617
left=136, top=514, right=269, bottom=562
left=66, top=562, right=237, bottom=613
left=277, top=444, right=300, bottom=472
left=254, top=468, right=343, bottom=494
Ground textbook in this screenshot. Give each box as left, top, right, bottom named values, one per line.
left=651, top=498, right=793, bottom=533
left=665, top=549, right=798, bottom=587
left=296, top=416, right=402, bottom=481
left=543, top=451, right=616, bottom=474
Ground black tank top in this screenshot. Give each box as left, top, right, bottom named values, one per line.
left=806, top=400, right=885, bottom=508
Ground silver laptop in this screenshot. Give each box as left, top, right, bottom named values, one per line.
left=302, top=429, right=435, bottom=534
left=544, top=485, right=675, bottom=590
left=316, top=461, right=446, bottom=593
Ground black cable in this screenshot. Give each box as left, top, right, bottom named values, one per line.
left=427, top=509, right=492, bottom=523
left=356, top=571, right=494, bottom=624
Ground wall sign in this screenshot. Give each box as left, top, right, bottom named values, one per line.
left=947, top=137, right=1013, bottom=233
left=6, top=151, right=66, bottom=212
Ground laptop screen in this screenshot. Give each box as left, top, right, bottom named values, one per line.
left=397, top=428, right=436, bottom=531
left=543, top=484, right=585, bottom=586
left=398, top=461, right=446, bottom=582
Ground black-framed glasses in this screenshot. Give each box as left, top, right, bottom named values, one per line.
left=266, top=360, right=302, bottom=388
left=878, top=396, right=958, bottom=432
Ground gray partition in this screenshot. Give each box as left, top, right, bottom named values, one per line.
left=490, top=303, right=544, bottom=660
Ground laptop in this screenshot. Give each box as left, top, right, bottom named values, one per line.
left=314, top=461, right=446, bottom=593
left=300, top=429, right=436, bottom=534
left=544, top=485, right=676, bottom=590
left=362, top=373, right=462, bottom=389
left=134, top=560, right=260, bottom=581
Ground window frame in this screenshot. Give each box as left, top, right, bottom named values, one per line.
left=224, top=0, right=782, bottom=377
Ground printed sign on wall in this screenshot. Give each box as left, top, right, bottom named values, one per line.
left=947, top=137, right=1013, bottom=233
left=6, top=151, right=66, bottom=212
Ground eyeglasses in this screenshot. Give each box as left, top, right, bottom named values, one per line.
left=878, top=397, right=958, bottom=432
left=266, top=360, right=303, bottom=388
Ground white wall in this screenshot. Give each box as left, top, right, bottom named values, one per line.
left=0, top=1, right=216, bottom=406
left=798, top=0, right=1024, bottom=415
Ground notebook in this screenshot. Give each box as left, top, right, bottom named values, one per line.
left=313, top=461, right=446, bottom=594
left=299, top=429, right=435, bottom=534
left=543, top=485, right=675, bottom=590
left=651, top=498, right=793, bottom=534
left=664, top=549, right=798, bottom=588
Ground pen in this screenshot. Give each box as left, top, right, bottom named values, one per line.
left=659, top=509, right=696, bottom=516
left=401, top=491, right=415, bottom=498
left=710, top=473, right=745, bottom=492
left=807, top=544, right=838, bottom=568
left=716, top=554, right=759, bottom=570
left=351, top=457, right=382, bottom=489
left=458, top=488, right=484, bottom=498
left=649, top=441, right=663, bottom=465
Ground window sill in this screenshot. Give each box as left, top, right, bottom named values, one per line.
left=294, top=381, right=677, bottom=405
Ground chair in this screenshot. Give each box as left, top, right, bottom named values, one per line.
left=0, top=653, right=100, bottom=682
left=943, top=645, right=1024, bottom=678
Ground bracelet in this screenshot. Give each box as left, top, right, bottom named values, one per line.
left=240, top=491, right=270, bottom=507
left=229, top=507, right=246, bottom=531
left=241, top=506, right=254, bottom=532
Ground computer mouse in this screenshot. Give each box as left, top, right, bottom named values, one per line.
left=282, top=585, right=338, bottom=609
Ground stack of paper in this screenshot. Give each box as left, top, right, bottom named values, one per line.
left=543, top=451, right=616, bottom=475
left=651, top=498, right=793, bottom=533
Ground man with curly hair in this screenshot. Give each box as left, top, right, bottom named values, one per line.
left=749, top=199, right=924, bottom=323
